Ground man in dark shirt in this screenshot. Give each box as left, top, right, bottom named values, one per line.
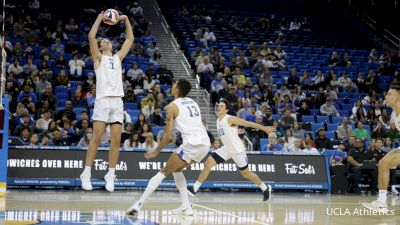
left=347, top=138, right=378, bottom=194
left=314, top=128, right=332, bottom=151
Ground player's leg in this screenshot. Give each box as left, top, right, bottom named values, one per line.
left=234, top=152, right=271, bottom=201
left=127, top=152, right=189, bottom=216
left=188, top=147, right=228, bottom=196
left=104, top=122, right=122, bottom=192
left=80, top=120, right=106, bottom=190
left=363, top=150, right=400, bottom=210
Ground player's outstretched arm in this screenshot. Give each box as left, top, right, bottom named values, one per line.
left=88, top=12, right=104, bottom=62
left=228, top=116, right=276, bottom=134
left=145, top=104, right=178, bottom=159
left=116, top=15, right=134, bottom=61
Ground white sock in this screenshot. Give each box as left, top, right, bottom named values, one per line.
left=378, top=190, right=387, bottom=203
left=259, top=183, right=267, bottom=192
left=138, top=172, right=166, bottom=204
left=108, top=168, right=115, bottom=176
left=83, top=166, right=91, bottom=175
left=173, top=172, right=190, bottom=209
left=193, top=181, right=202, bottom=192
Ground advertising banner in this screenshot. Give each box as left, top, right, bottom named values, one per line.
left=7, top=148, right=330, bottom=191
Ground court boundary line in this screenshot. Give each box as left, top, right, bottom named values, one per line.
left=192, top=203, right=269, bottom=225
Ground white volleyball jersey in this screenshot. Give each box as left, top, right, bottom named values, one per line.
left=390, top=112, right=400, bottom=130
left=95, top=55, right=124, bottom=98
left=172, top=97, right=210, bottom=146
left=217, top=115, right=246, bottom=154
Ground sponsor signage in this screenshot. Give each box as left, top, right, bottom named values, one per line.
left=7, top=147, right=330, bottom=191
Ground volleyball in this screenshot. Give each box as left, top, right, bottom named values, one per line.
left=103, top=9, right=119, bottom=25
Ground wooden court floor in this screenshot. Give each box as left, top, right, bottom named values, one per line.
left=1, top=189, right=400, bottom=225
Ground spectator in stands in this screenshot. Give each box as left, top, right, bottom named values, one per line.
left=368, top=48, right=379, bottom=63
left=86, top=85, right=96, bottom=108
left=315, top=128, right=332, bottom=151
left=77, top=128, right=93, bottom=148
left=366, top=108, right=378, bottom=125
left=22, top=58, right=37, bottom=74
left=330, top=142, right=347, bottom=165
left=19, top=127, right=31, bottom=144
left=65, top=18, right=78, bottom=33
left=52, top=26, right=68, bottom=41
left=51, top=129, right=69, bottom=146
left=338, top=72, right=355, bottom=93
left=144, top=73, right=156, bottom=91
left=289, top=17, right=301, bottom=30
left=365, top=70, right=379, bottom=91
left=320, top=99, right=339, bottom=116
left=17, top=84, right=38, bottom=104
left=298, top=101, right=311, bottom=121
left=35, top=109, right=52, bottom=132
left=157, top=63, right=174, bottom=85
left=51, top=38, right=65, bottom=55
left=287, top=69, right=300, bottom=89
left=291, top=122, right=305, bottom=139
left=305, top=133, right=316, bottom=148
left=210, top=73, right=224, bottom=104
left=351, top=100, right=366, bottom=121
left=133, top=113, right=146, bottom=133
left=13, top=110, right=35, bottom=136
left=383, top=137, right=393, bottom=152
left=283, top=128, right=297, bottom=149
left=353, top=121, right=371, bottom=140
left=211, top=139, right=222, bottom=151
left=149, top=49, right=161, bottom=65
left=141, top=30, right=155, bottom=48
left=140, top=90, right=154, bottom=109
left=40, top=86, right=56, bottom=110
left=379, top=109, right=391, bottom=129
left=277, top=95, right=295, bottom=115
left=123, top=132, right=143, bottom=149
left=386, top=123, right=400, bottom=141
left=142, top=133, right=158, bottom=152
left=251, top=61, right=265, bottom=77
left=69, top=54, right=85, bottom=77
left=347, top=138, right=378, bottom=194
left=285, top=139, right=303, bottom=152
left=337, top=117, right=353, bottom=141
left=127, top=63, right=143, bottom=81
left=55, top=55, right=68, bottom=68
left=272, top=120, right=284, bottom=138
left=328, top=51, right=340, bottom=66
left=155, top=92, right=167, bottom=110
left=132, top=73, right=145, bottom=95
left=236, top=51, right=249, bottom=69
left=263, top=133, right=283, bottom=151
left=140, top=123, right=152, bottom=142
left=130, top=2, right=143, bottom=19
left=148, top=106, right=165, bottom=126
left=236, top=98, right=251, bottom=119
left=28, top=133, right=40, bottom=146
left=274, top=45, right=287, bottom=61
left=8, top=59, right=23, bottom=75
left=55, top=69, right=69, bottom=87
left=324, top=85, right=338, bottom=102
left=300, top=70, right=312, bottom=90
left=71, top=89, right=87, bottom=108
left=303, top=140, right=319, bottom=154
left=121, top=123, right=133, bottom=144
left=280, top=109, right=295, bottom=130
left=56, top=101, right=76, bottom=123
left=142, top=99, right=155, bottom=119
left=197, top=56, right=215, bottom=89
left=311, top=71, right=325, bottom=89
left=200, top=28, right=216, bottom=48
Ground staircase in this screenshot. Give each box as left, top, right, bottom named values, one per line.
left=139, top=0, right=218, bottom=135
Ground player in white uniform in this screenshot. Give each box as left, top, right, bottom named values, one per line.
left=187, top=99, right=275, bottom=201
left=363, top=84, right=400, bottom=211
left=127, top=79, right=211, bottom=216
left=80, top=11, right=133, bottom=192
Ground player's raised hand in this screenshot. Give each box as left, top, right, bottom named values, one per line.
left=144, top=151, right=159, bottom=159
left=96, top=11, right=105, bottom=20
left=263, top=126, right=276, bottom=134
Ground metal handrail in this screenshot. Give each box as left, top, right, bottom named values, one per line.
left=196, top=74, right=200, bottom=103
left=243, top=135, right=253, bottom=151
left=203, top=89, right=210, bottom=121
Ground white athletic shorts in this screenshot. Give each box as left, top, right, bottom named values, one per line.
left=176, top=143, right=210, bottom=164
left=92, top=97, right=124, bottom=124
left=213, top=146, right=248, bottom=169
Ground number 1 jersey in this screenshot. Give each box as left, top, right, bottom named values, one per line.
left=95, top=55, right=124, bottom=98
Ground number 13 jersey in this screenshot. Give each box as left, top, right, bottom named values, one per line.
left=172, top=97, right=210, bottom=146
left=95, top=55, right=124, bottom=98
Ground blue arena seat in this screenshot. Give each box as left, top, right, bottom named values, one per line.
left=301, top=115, right=315, bottom=123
